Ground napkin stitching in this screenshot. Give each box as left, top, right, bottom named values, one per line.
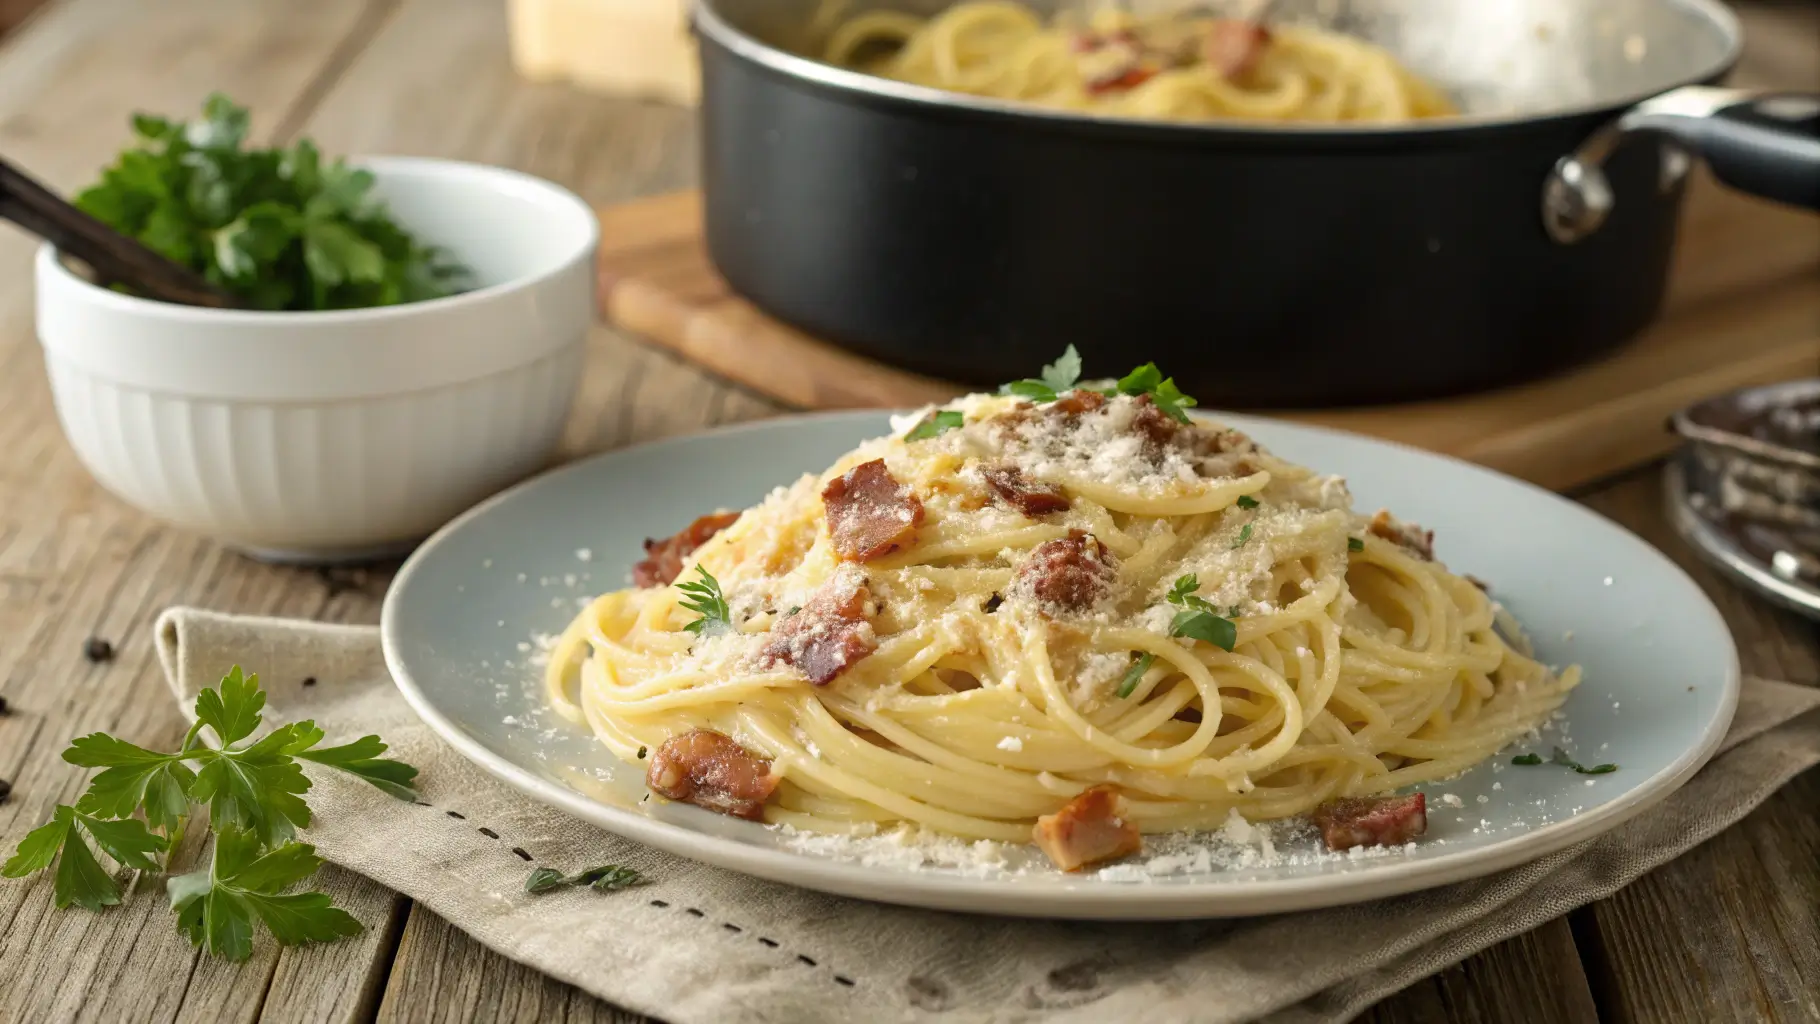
left=404, top=790, right=864, bottom=990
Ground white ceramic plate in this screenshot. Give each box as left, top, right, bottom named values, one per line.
left=381, top=411, right=1739, bottom=919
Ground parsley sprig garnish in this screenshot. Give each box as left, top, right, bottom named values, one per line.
left=1109, top=363, right=1198, bottom=423
left=997, top=347, right=1199, bottom=423
left=1511, top=747, right=1617, bottom=775
left=1164, top=574, right=1238, bottom=650
left=677, top=565, right=733, bottom=636
left=1, top=667, right=418, bottom=960
left=1000, top=345, right=1085, bottom=403
left=906, top=409, right=965, bottom=441
left=525, top=864, right=646, bottom=895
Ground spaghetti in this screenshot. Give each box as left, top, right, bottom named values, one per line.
left=821, top=1, right=1458, bottom=124
left=546, top=360, right=1578, bottom=868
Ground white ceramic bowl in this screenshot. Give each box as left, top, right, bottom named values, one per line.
left=35, top=157, right=598, bottom=563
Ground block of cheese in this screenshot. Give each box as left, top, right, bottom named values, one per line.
left=508, top=0, right=699, bottom=105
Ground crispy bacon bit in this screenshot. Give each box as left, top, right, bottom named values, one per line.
left=1311, top=793, right=1428, bottom=851
left=759, top=569, right=876, bottom=685
left=1033, top=784, right=1143, bottom=871
left=984, top=464, right=1071, bottom=516
left=1087, top=64, right=1159, bottom=93
left=646, top=729, right=780, bottom=821
left=1015, top=529, right=1116, bottom=612
left=822, top=459, right=924, bottom=562
left=1368, top=509, right=1436, bottom=561
left=1052, top=388, right=1107, bottom=417
left=632, top=512, right=742, bottom=588
left=1130, top=393, right=1184, bottom=452
left=1203, top=19, right=1271, bottom=80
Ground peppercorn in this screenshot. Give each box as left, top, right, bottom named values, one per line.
left=83, top=637, right=115, bottom=663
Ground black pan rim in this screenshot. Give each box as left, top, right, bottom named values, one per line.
left=693, top=0, right=1746, bottom=141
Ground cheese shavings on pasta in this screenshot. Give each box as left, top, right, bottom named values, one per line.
left=546, top=383, right=1578, bottom=870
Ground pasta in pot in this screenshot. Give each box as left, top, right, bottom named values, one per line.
left=546, top=368, right=1575, bottom=869
left=821, top=1, right=1458, bottom=124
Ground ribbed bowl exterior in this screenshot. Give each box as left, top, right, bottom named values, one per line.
left=43, top=343, right=584, bottom=560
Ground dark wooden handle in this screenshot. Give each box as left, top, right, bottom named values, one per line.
left=0, top=157, right=243, bottom=309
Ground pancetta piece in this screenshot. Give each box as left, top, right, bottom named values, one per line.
left=984, top=464, right=1071, bottom=517
left=645, top=729, right=781, bottom=821
left=1015, top=530, right=1117, bottom=612
left=632, top=511, right=742, bottom=588
left=822, top=459, right=925, bottom=562
left=1203, top=19, right=1271, bottom=80
left=1130, top=393, right=1185, bottom=453
left=759, top=569, right=877, bottom=685
left=1311, top=793, right=1428, bottom=851
left=1368, top=509, right=1436, bottom=561
left=1033, top=784, right=1143, bottom=871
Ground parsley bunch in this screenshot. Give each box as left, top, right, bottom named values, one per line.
left=999, top=346, right=1200, bottom=423
left=2, top=667, right=418, bottom=961
left=74, top=93, right=469, bottom=311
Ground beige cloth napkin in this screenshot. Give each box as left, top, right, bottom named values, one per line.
left=155, top=606, right=1820, bottom=1024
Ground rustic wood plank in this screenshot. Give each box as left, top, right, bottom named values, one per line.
left=0, top=3, right=412, bottom=1023
left=1360, top=919, right=1599, bottom=1024
left=374, top=910, right=642, bottom=1024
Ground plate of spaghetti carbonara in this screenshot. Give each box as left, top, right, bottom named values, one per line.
left=382, top=352, right=1738, bottom=919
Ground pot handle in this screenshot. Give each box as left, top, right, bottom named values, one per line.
left=1542, top=86, right=1820, bottom=244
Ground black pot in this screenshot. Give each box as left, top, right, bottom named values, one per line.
left=695, top=0, right=1820, bottom=408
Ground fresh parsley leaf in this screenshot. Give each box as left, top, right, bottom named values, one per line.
left=1550, top=747, right=1618, bottom=775
left=1236, top=495, right=1260, bottom=510
left=2, top=808, right=75, bottom=879
left=1040, top=345, right=1083, bottom=392
left=525, top=864, right=647, bottom=895
left=999, top=345, right=1085, bottom=402
left=195, top=666, right=265, bottom=746
left=289, top=733, right=420, bottom=802
left=1170, top=609, right=1238, bottom=650
left=906, top=409, right=965, bottom=441
left=65, top=732, right=196, bottom=826
left=78, top=815, right=169, bottom=872
left=1, top=806, right=170, bottom=910
left=1115, top=653, right=1156, bottom=699
left=190, top=724, right=315, bottom=849
left=1511, top=753, right=1543, bottom=765
left=53, top=818, right=123, bottom=912
left=1348, top=537, right=1365, bottom=552
left=1232, top=523, right=1253, bottom=548
left=1162, top=574, right=1238, bottom=650
left=676, top=565, right=733, bottom=636
left=77, top=93, right=469, bottom=312
left=524, top=867, right=567, bottom=894
left=1111, top=363, right=1199, bottom=423
left=169, top=828, right=360, bottom=962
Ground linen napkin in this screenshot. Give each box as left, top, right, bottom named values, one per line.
left=155, top=606, right=1820, bottom=1024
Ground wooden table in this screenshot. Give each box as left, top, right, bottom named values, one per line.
left=0, top=1, right=1816, bottom=1021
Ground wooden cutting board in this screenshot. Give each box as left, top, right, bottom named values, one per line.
left=597, top=175, right=1820, bottom=492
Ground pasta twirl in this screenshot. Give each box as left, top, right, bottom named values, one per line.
left=822, top=2, right=1457, bottom=124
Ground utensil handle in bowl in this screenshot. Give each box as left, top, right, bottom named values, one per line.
left=1542, top=86, right=1820, bottom=244
left=0, top=157, right=242, bottom=309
